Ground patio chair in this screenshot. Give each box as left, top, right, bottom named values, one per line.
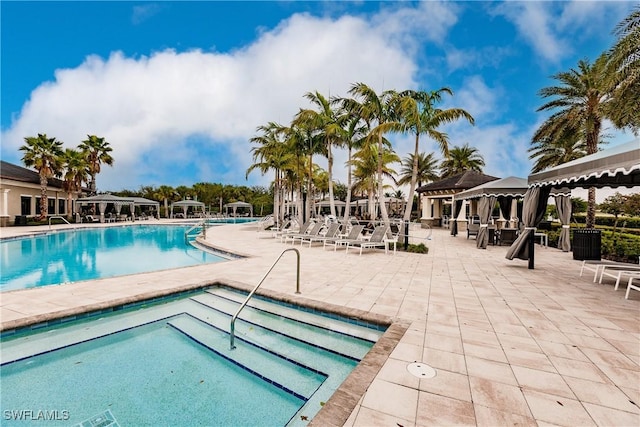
left=301, top=222, right=341, bottom=247
left=467, top=221, right=480, bottom=239
left=324, top=224, right=365, bottom=251
left=497, top=228, right=518, bottom=246
left=280, top=219, right=312, bottom=243
left=84, top=215, right=99, bottom=223
left=285, top=222, right=323, bottom=245
left=346, top=225, right=389, bottom=255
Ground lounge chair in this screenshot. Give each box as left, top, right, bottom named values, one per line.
left=280, top=219, right=312, bottom=243
left=625, top=276, right=640, bottom=300
left=84, top=215, right=99, bottom=223
left=324, top=224, right=365, bottom=251
left=346, top=225, right=389, bottom=255
left=301, top=222, right=341, bottom=247
left=284, top=222, right=323, bottom=245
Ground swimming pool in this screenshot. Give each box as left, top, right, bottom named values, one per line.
left=0, top=225, right=228, bottom=292
left=1, top=287, right=388, bottom=426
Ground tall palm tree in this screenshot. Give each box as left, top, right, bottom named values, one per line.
left=394, top=89, right=475, bottom=221
left=247, top=122, right=293, bottom=225
left=60, top=148, right=89, bottom=220
left=534, top=53, right=615, bottom=228
left=347, top=83, right=401, bottom=224
left=79, top=135, right=114, bottom=195
left=397, top=152, right=440, bottom=188
left=337, top=99, right=368, bottom=222
left=20, top=134, right=64, bottom=220
left=440, top=143, right=485, bottom=177
left=608, top=5, right=640, bottom=131
left=298, top=91, right=344, bottom=217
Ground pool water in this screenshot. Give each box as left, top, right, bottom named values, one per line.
left=1, top=288, right=384, bottom=426
left=0, top=225, right=226, bottom=291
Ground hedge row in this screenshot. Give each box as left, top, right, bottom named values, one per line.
left=545, top=228, right=640, bottom=263
left=572, top=215, right=640, bottom=228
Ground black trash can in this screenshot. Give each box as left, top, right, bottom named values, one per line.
left=572, top=229, right=601, bottom=260
left=14, top=215, right=27, bottom=226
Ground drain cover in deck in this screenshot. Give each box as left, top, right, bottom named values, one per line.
left=407, top=362, right=437, bottom=379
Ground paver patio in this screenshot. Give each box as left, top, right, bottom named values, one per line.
left=1, top=221, right=638, bottom=426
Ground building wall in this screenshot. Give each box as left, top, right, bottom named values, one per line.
left=0, top=179, right=73, bottom=225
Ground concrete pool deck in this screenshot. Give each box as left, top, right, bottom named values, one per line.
left=1, top=221, right=639, bottom=426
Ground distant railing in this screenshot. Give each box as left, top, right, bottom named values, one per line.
left=48, top=215, right=71, bottom=230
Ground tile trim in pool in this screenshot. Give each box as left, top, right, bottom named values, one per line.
left=168, top=314, right=326, bottom=402
left=0, top=287, right=207, bottom=338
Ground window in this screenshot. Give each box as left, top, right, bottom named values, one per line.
left=48, top=198, right=56, bottom=215
left=58, top=199, right=66, bottom=215
left=20, top=196, right=31, bottom=215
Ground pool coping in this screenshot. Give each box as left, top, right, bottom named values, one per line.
left=0, top=278, right=410, bottom=427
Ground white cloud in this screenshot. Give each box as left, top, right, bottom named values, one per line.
left=2, top=10, right=436, bottom=191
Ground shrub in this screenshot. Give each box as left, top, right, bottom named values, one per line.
left=405, top=243, right=429, bottom=254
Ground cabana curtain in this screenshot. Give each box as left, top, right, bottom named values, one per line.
left=555, top=195, right=572, bottom=252
left=505, top=186, right=551, bottom=265
left=450, top=199, right=463, bottom=236
left=476, top=196, right=497, bottom=249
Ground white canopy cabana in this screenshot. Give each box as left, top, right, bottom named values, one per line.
left=170, top=200, right=206, bottom=218
left=130, top=197, right=161, bottom=219
left=224, top=201, right=253, bottom=217
left=315, top=199, right=346, bottom=217
left=76, top=194, right=135, bottom=222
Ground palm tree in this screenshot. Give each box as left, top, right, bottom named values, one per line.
left=608, top=5, right=640, bottom=131
left=397, top=152, right=440, bottom=188
left=349, top=140, right=400, bottom=219
left=440, top=144, right=485, bottom=177
left=154, top=185, right=178, bottom=218
left=347, top=83, right=402, bottom=224
left=298, top=91, right=344, bottom=217
left=528, top=128, right=586, bottom=173
left=394, top=89, right=475, bottom=221
left=534, top=53, right=615, bottom=228
left=20, top=134, right=64, bottom=220
left=337, top=99, right=368, bottom=222
left=247, top=122, right=293, bottom=225
left=60, top=148, right=89, bottom=220
left=79, top=135, right=114, bottom=195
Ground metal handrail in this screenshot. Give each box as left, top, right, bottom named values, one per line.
left=230, top=248, right=300, bottom=350
left=48, top=215, right=71, bottom=230
left=184, top=214, right=210, bottom=242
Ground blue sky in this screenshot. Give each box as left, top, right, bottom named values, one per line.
left=1, top=1, right=636, bottom=193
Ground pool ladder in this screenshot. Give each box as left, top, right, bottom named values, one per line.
left=48, top=215, right=72, bottom=230
left=184, top=215, right=210, bottom=242
left=230, top=248, right=301, bottom=350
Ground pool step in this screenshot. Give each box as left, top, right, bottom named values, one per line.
left=190, top=292, right=374, bottom=361
left=167, top=314, right=325, bottom=401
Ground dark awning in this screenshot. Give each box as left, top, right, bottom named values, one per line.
left=528, top=139, right=640, bottom=189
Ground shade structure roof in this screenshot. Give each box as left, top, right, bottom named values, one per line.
left=528, top=139, right=640, bottom=189
left=316, top=199, right=346, bottom=207
left=223, top=201, right=252, bottom=208
left=130, top=197, right=160, bottom=207
left=454, top=176, right=528, bottom=200
left=76, top=194, right=134, bottom=204
left=416, top=171, right=499, bottom=195
left=171, top=200, right=205, bottom=208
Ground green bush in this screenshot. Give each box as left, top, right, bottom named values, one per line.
left=405, top=243, right=429, bottom=254
left=543, top=227, right=640, bottom=262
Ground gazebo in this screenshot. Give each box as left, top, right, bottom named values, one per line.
left=315, top=199, right=346, bottom=217
left=130, top=197, right=161, bottom=219
left=76, top=194, right=135, bottom=223
left=170, top=200, right=206, bottom=218
left=224, top=201, right=253, bottom=217
left=507, top=139, right=640, bottom=269
left=416, top=171, right=499, bottom=229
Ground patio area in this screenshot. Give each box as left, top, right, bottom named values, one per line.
left=1, top=221, right=638, bottom=426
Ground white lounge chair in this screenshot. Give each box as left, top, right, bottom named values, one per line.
left=625, top=276, right=640, bottom=300
left=284, top=221, right=323, bottom=245
left=324, top=224, right=365, bottom=251
left=302, top=222, right=341, bottom=247
left=346, top=225, right=389, bottom=255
